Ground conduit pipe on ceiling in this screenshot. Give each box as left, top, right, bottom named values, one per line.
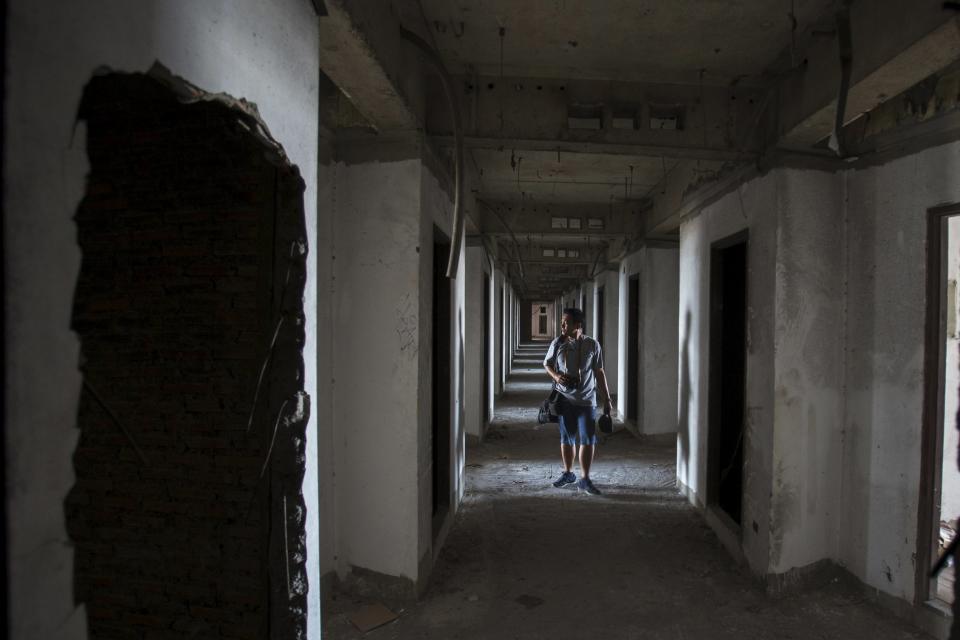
left=829, top=0, right=854, bottom=157
left=400, top=25, right=464, bottom=279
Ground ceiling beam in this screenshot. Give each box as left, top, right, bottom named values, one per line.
left=476, top=199, right=643, bottom=236
left=427, top=74, right=766, bottom=161
left=318, top=0, right=424, bottom=131
left=778, top=4, right=960, bottom=148
left=434, top=134, right=755, bottom=163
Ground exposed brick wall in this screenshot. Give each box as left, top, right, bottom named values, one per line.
left=66, top=73, right=308, bottom=640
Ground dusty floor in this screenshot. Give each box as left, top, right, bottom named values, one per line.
left=323, top=342, right=933, bottom=639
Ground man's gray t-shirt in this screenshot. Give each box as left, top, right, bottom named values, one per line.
left=543, top=335, right=604, bottom=407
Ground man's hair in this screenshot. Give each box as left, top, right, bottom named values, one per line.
left=563, top=307, right=586, bottom=328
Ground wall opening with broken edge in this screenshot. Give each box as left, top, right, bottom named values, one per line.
left=66, top=69, right=311, bottom=640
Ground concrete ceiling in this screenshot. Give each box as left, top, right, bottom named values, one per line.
left=321, top=0, right=960, bottom=299
left=419, top=0, right=838, bottom=85
left=470, top=148, right=676, bottom=204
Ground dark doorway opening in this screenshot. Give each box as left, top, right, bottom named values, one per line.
left=596, top=286, right=605, bottom=351
left=708, top=232, right=748, bottom=527
left=626, top=275, right=640, bottom=424
left=432, top=228, right=452, bottom=532
left=483, top=275, right=491, bottom=426
left=66, top=71, right=309, bottom=639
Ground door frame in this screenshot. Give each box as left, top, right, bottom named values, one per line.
left=706, top=229, right=749, bottom=528
left=917, top=203, right=960, bottom=605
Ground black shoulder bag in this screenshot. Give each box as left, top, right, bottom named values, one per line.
left=537, top=388, right=561, bottom=424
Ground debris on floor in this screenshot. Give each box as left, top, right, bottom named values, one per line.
left=348, top=603, right=398, bottom=632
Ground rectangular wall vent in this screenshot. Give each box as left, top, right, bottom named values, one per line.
left=567, top=104, right=603, bottom=130
left=649, top=104, right=684, bottom=130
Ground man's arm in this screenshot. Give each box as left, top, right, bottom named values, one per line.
left=544, top=338, right=577, bottom=386
left=595, top=367, right=613, bottom=415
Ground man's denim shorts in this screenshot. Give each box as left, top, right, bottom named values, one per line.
left=557, top=400, right=597, bottom=446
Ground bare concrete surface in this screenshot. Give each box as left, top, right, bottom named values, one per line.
left=323, top=343, right=931, bottom=639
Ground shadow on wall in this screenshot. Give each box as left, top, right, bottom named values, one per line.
left=65, top=69, right=309, bottom=640
left=678, top=311, right=692, bottom=488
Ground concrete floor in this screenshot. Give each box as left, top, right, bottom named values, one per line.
left=323, top=342, right=932, bottom=639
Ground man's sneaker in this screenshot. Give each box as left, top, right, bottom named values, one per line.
left=577, top=477, right=602, bottom=496
left=552, top=471, right=576, bottom=488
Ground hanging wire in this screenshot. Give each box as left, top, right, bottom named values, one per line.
left=789, top=0, right=798, bottom=69
left=499, top=26, right=506, bottom=132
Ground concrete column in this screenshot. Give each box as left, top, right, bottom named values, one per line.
left=494, top=270, right=505, bottom=396
left=617, top=246, right=679, bottom=435
left=598, top=269, right=620, bottom=401
left=332, top=147, right=423, bottom=590
left=464, top=244, right=487, bottom=441
left=331, top=137, right=465, bottom=597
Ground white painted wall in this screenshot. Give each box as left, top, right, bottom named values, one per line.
left=464, top=245, right=488, bottom=439
left=331, top=153, right=423, bottom=583
left=330, top=145, right=464, bottom=592
left=643, top=247, right=680, bottom=435
left=616, top=247, right=679, bottom=434
left=597, top=269, right=620, bottom=402
left=679, top=147, right=960, bottom=606
left=770, top=170, right=845, bottom=573
left=841, top=140, right=960, bottom=603
left=678, top=172, right=778, bottom=576
left=5, top=2, right=321, bottom=638
left=942, top=216, right=960, bottom=521
left=494, top=271, right=505, bottom=394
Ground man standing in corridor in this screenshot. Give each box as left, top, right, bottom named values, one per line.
left=543, top=308, right=613, bottom=495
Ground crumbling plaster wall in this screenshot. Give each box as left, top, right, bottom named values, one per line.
left=680, top=145, right=960, bottom=602
left=5, top=2, right=320, bottom=638
left=328, top=138, right=464, bottom=596
left=770, top=170, right=845, bottom=574
left=841, top=140, right=960, bottom=602
left=677, top=171, right=778, bottom=576
left=418, top=158, right=467, bottom=573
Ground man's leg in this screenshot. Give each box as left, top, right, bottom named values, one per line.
left=561, top=444, right=575, bottom=472
left=575, top=407, right=602, bottom=494
left=553, top=412, right=578, bottom=487
left=579, top=444, right=593, bottom=478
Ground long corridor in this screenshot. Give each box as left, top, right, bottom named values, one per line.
left=324, top=342, right=929, bottom=639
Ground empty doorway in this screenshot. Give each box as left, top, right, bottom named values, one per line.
left=66, top=71, right=310, bottom=638
left=432, top=228, right=452, bottom=533
left=707, top=231, right=748, bottom=527
left=919, top=206, right=960, bottom=607
left=531, top=301, right=553, bottom=338
left=626, top=274, right=640, bottom=425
